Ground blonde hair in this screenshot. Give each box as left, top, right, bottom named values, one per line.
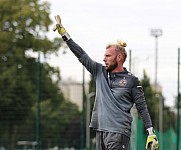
left=106, top=39, right=127, bottom=63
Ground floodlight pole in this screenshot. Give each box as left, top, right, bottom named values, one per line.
left=150, top=28, right=163, bottom=150
left=150, top=28, right=162, bottom=88
left=177, top=48, right=180, bottom=150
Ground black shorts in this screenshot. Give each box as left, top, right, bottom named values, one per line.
left=96, top=131, right=130, bottom=150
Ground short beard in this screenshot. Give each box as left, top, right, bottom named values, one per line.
left=106, top=62, right=118, bottom=72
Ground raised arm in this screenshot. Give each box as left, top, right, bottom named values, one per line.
left=53, top=15, right=101, bottom=77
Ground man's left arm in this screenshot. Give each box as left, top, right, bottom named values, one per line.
left=132, top=77, right=159, bottom=149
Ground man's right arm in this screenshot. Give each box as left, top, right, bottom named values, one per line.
left=53, top=15, right=86, bottom=59
left=66, top=39, right=100, bottom=77
left=66, top=39, right=86, bottom=59
left=53, top=15, right=100, bottom=76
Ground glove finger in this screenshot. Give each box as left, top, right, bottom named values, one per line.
left=54, top=16, right=57, bottom=23
left=53, top=25, right=57, bottom=31
left=146, top=141, right=153, bottom=149
left=55, top=15, right=61, bottom=24
left=146, top=142, right=150, bottom=149
left=56, top=15, right=61, bottom=24
left=151, top=140, right=159, bottom=150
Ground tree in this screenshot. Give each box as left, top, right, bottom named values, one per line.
left=140, top=70, right=160, bottom=129
left=40, top=99, right=81, bottom=148
left=141, top=70, right=176, bottom=131
left=0, top=0, right=56, bottom=148
left=88, top=74, right=96, bottom=94
left=0, top=0, right=80, bottom=149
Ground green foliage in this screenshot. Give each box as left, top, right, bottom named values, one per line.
left=141, top=70, right=176, bottom=131
left=88, top=75, right=96, bottom=94
left=0, top=0, right=64, bottom=54
left=140, top=70, right=160, bottom=129
left=163, top=106, right=176, bottom=131
left=40, top=99, right=81, bottom=148
left=0, top=0, right=80, bottom=149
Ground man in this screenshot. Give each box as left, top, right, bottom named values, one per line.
left=53, top=15, right=159, bottom=150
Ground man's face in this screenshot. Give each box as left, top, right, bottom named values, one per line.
left=103, top=46, right=118, bottom=72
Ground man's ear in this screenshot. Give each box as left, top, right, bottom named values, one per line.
left=117, top=54, right=123, bottom=62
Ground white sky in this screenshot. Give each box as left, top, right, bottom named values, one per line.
left=43, top=0, right=181, bottom=108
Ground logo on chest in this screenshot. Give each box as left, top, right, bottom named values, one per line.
left=119, top=77, right=127, bottom=86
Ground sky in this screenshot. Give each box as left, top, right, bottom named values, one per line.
left=43, top=0, right=181, bottom=108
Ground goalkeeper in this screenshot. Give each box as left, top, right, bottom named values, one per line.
left=53, top=15, right=159, bottom=150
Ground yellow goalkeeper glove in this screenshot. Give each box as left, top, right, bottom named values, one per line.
left=53, top=15, right=70, bottom=41
left=145, top=127, right=159, bottom=150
